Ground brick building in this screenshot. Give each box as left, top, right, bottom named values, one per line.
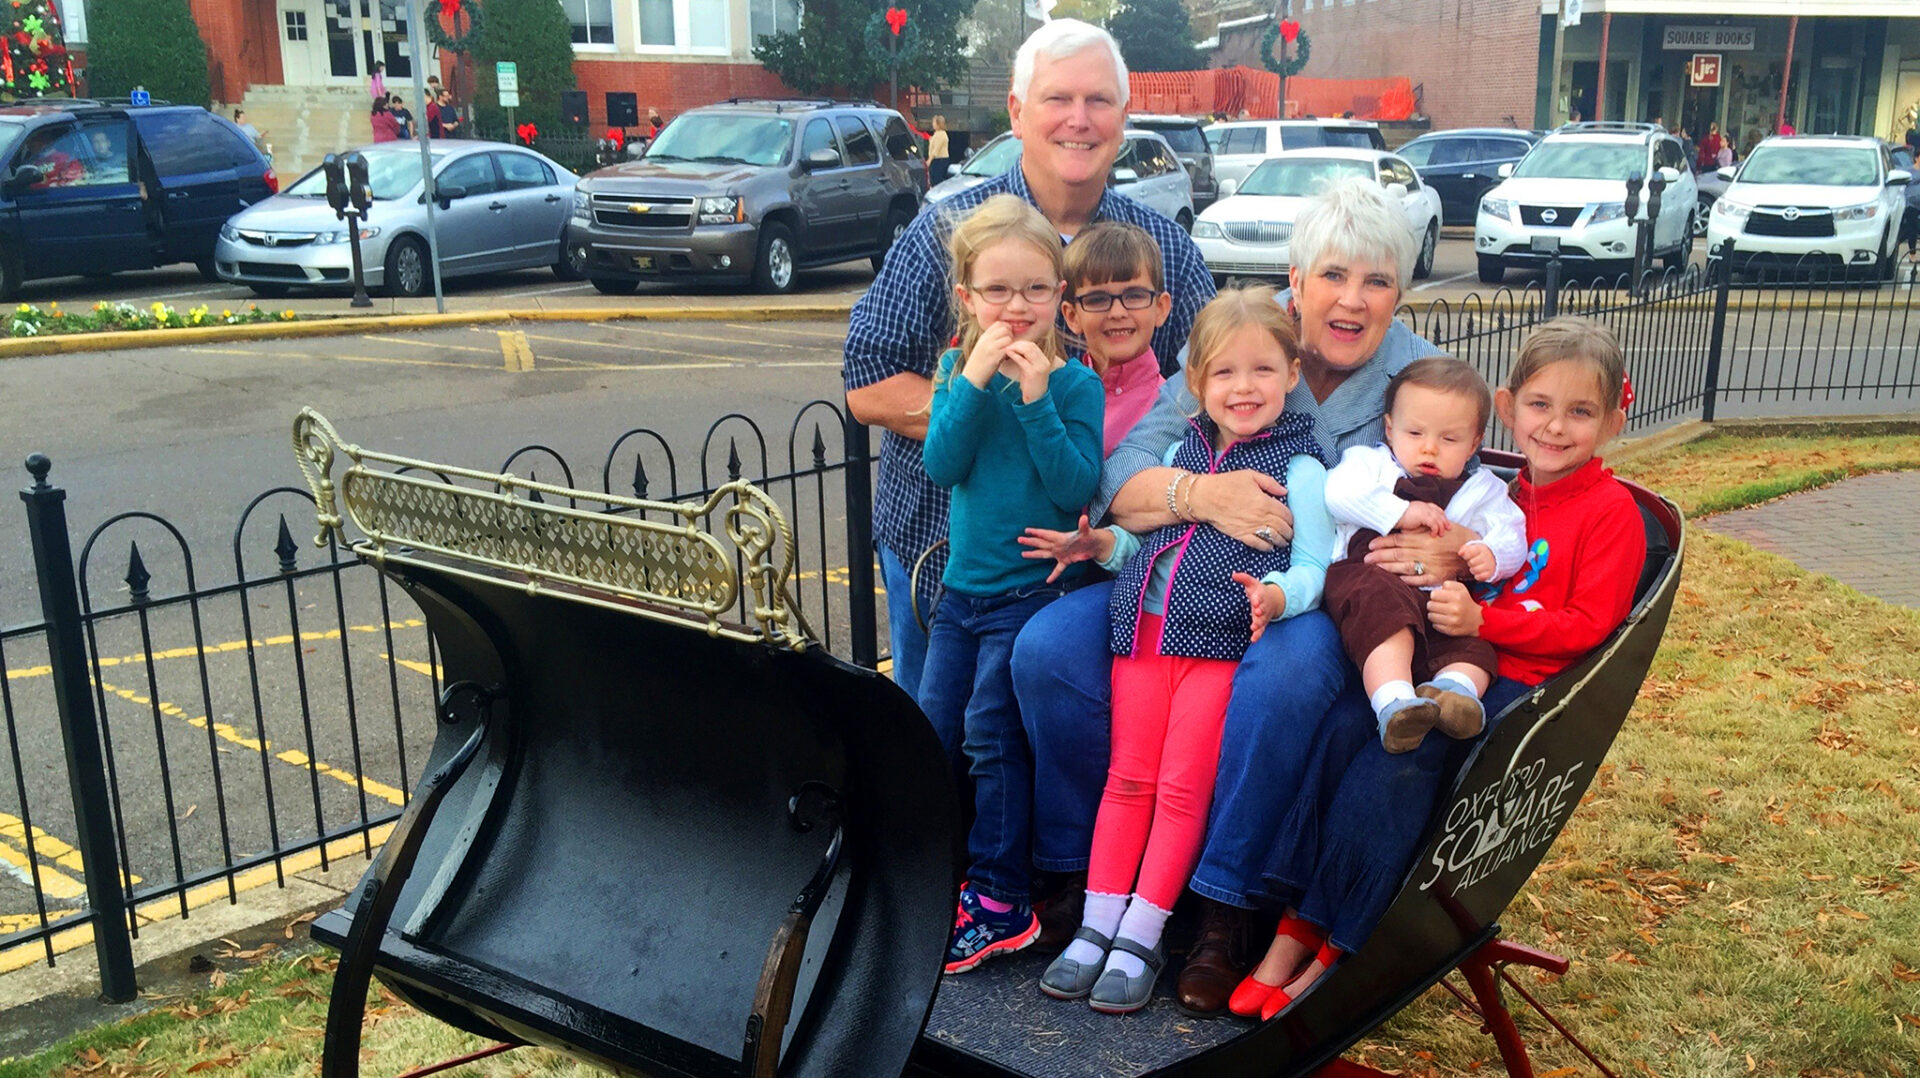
left=63, top=0, right=806, bottom=128
left=1211, top=0, right=1920, bottom=145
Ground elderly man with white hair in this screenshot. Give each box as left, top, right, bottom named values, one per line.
left=843, top=19, right=1215, bottom=704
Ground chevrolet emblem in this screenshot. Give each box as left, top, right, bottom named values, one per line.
left=627, top=203, right=650, bottom=214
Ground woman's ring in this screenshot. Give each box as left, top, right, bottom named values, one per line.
left=1414, top=560, right=1426, bottom=576
left=1256, top=527, right=1277, bottom=545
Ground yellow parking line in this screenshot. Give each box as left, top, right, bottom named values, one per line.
left=187, top=347, right=268, bottom=356
left=94, top=677, right=406, bottom=808
left=1, top=813, right=141, bottom=892
left=498, top=330, right=536, bottom=372
left=1, top=910, right=75, bottom=933
left=593, top=322, right=837, bottom=352
left=519, top=332, right=745, bottom=364
left=0, top=821, right=396, bottom=975
left=329, top=352, right=478, bottom=370
left=384, top=654, right=441, bottom=679
left=5, top=619, right=426, bottom=681
left=363, top=334, right=499, bottom=355
left=724, top=323, right=846, bottom=341
left=526, top=352, right=617, bottom=370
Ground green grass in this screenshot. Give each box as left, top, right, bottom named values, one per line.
left=7, top=431, right=1920, bottom=1078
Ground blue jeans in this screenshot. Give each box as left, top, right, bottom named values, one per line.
left=878, top=545, right=929, bottom=700
left=1262, top=676, right=1534, bottom=951
left=918, top=583, right=1066, bottom=905
left=1013, top=580, right=1356, bottom=905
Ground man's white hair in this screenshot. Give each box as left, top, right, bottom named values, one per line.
left=1289, top=175, right=1418, bottom=293
left=1012, top=19, right=1130, bottom=106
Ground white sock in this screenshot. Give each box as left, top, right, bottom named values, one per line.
left=1369, top=680, right=1417, bottom=713
left=1431, top=671, right=1481, bottom=698
left=1103, top=895, right=1172, bottom=979
left=1063, top=891, right=1129, bottom=968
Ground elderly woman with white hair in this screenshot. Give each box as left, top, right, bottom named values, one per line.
left=1014, top=176, right=1484, bottom=1016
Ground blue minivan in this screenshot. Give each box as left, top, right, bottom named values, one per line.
left=0, top=100, right=277, bottom=297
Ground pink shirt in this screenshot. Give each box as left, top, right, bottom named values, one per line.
left=1100, top=348, right=1165, bottom=456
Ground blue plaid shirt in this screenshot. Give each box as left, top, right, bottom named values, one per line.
left=843, top=162, right=1216, bottom=612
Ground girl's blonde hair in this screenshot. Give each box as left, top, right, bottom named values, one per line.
left=1182, top=286, right=1300, bottom=410
left=946, top=194, right=1068, bottom=368
left=1507, top=317, right=1627, bottom=410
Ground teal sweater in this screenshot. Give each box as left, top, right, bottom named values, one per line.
left=923, top=347, right=1104, bottom=596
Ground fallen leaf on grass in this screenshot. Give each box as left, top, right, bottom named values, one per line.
left=284, top=910, right=319, bottom=938
left=1541, top=1069, right=1579, bottom=1078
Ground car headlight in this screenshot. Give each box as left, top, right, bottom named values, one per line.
left=572, top=190, right=591, bottom=217
left=698, top=196, right=743, bottom=225
left=1191, top=220, right=1223, bottom=238
left=1712, top=198, right=1751, bottom=221
left=1834, top=201, right=1879, bottom=221
left=220, top=222, right=239, bottom=241
left=1479, top=197, right=1513, bottom=222
left=1588, top=201, right=1627, bottom=224
left=316, top=226, right=381, bottom=244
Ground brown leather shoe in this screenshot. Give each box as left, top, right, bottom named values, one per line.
left=1033, top=871, right=1087, bottom=952
left=1176, top=897, right=1252, bottom=1017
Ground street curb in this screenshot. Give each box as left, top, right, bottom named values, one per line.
left=0, top=302, right=856, bottom=360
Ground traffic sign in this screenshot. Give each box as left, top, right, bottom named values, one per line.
left=496, top=61, right=519, bottom=109
left=129, top=89, right=150, bottom=107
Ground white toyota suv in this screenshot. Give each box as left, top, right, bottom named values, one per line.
left=1705, top=135, right=1910, bottom=280
left=1474, top=122, right=1697, bottom=284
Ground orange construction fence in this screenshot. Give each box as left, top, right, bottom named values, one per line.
left=1127, top=68, right=1417, bottom=123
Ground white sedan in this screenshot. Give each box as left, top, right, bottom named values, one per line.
left=1192, top=148, right=1442, bottom=282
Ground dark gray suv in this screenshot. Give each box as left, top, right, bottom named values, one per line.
left=567, top=98, right=924, bottom=294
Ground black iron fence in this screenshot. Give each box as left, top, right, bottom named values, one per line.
left=2, top=247, right=1914, bottom=999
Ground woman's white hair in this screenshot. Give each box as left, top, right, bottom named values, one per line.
left=1289, top=175, right=1417, bottom=294
left=1012, top=19, right=1130, bottom=105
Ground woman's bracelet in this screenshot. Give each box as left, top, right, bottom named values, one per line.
left=1178, top=473, right=1199, bottom=523
left=1165, top=474, right=1184, bottom=520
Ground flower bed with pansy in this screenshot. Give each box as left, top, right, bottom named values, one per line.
left=6, top=301, right=299, bottom=337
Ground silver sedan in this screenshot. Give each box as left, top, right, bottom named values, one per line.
left=214, top=140, right=582, bottom=297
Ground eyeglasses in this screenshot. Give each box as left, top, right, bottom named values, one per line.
left=1071, top=287, right=1164, bottom=312
left=967, top=281, right=1060, bottom=305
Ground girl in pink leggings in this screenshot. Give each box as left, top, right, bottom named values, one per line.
left=1020, top=288, right=1336, bottom=1013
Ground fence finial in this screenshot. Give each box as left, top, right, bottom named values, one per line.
left=24, top=452, right=51, bottom=491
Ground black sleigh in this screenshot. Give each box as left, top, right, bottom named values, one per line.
left=293, top=408, right=1683, bottom=1078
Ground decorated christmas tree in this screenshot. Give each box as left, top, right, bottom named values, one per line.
left=1, top=0, right=78, bottom=99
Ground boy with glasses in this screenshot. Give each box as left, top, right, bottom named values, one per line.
left=1061, top=222, right=1173, bottom=454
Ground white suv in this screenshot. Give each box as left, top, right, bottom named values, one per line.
left=1705, top=135, right=1911, bottom=280
left=1474, top=123, right=1697, bottom=283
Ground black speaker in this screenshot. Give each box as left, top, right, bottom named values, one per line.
left=606, top=92, right=639, bottom=128
left=562, top=90, right=589, bottom=126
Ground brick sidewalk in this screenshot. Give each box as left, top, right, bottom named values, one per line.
left=1700, top=471, right=1920, bottom=608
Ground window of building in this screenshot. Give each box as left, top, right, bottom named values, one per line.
left=638, top=0, right=728, bottom=52
left=564, top=0, right=615, bottom=45
left=57, top=0, right=85, bottom=46
left=284, top=10, right=308, bottom=41
left=751, top=0, right=799, bottom=43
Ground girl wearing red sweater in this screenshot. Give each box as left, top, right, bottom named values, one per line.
left=1232, top=317, right=1644, bottom=1021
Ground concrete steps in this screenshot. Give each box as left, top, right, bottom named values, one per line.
left=222, top=85, right=379, bottom=180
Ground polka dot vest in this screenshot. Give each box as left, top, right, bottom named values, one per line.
left=1108, top=410, right=1328, bottom=660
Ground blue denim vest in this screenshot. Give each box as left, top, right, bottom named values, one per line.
left=1108, top=410, right=1326, bottom=660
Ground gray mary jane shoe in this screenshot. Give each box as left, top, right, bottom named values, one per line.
left=1039, top=927, right=1114, bottom=1000
left=1087, top=935, right=1167, bottom=1014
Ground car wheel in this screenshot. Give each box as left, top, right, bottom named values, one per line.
left=1413, top=221, right=1438, bottom=279
left=1176, top=209, right=1194, bottom=234
left=1476, top=255, right=1504, bottom=285
left=383, top=235, right=429, bottom=298
left=754, top=221, right=797, bottom=294
left=195, top=258, right=221, bottom=283
left=1693, top=197, right=1712, bottom=238
left=871, top=208, right=913, bottom=274
left=1663, top=220, right=1694, bottom=270
left=248, top=282, right=290, bottom=298
left=553, top=240, right=588, bottom=281
left=590, top=276, right=640, bottom=295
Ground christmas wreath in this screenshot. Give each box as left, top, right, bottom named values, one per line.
left=863, top=8, right=921, bottom=70
left=1260, top=18, right=1311, bottom=79
left=425, top=0, right=483, bottom=54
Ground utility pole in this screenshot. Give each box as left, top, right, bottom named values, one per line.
left=1547, top=0, right=1570, bottom=127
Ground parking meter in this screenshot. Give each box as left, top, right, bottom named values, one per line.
left=323, top=154, right=350, bottom=215
left=345, top=152, right=373, bottom=214
left=1625, top=171, right=1647, bottom=294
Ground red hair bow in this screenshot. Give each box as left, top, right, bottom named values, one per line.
left=1620, top=374, right=1635, bottom=411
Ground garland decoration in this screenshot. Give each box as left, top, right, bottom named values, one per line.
left=863, top=9, right=921, bottom=69
left=1259, top=18, right=1310, bottom=79
left=426, top=0, right=483, bottom=54
left=1, top=0, right=74, bottom=99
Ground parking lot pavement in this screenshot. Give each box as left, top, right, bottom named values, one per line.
left=1700, top=471, right=1920, bottom=609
